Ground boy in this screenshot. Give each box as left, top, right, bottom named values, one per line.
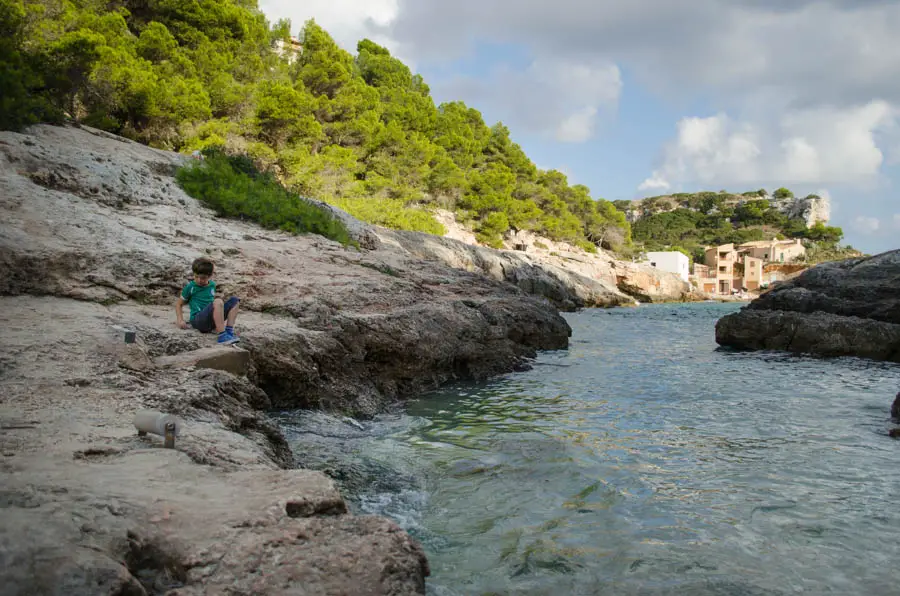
left=175, top=257, right=241, bottom=345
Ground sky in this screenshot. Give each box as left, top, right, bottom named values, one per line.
left=258, top=0, right=900, bottom=255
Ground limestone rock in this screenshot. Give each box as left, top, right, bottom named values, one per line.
left=0, top=454, right=429, bottom=596
left=378, top=228, right=641, bottom=309
left=171, top=516, right=429, bottom=596
left=155, top=345, right=251, bottom=376
left=771, top=193, right=831, bottom=226
left=716, top=250, right=900, bottom=361
left=117, top=343, right=155, bottom=372
left=432, top=210, right=693, bottom=305
left=241, top=296, right=571, bottom=417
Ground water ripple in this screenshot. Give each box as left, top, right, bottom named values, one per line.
left=280, top=303, right=900, bottom=595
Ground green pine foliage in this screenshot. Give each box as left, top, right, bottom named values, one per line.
left=623, top=190, right=850, bottom=263
left=4, top=0, right=630, bottom=250
left=176, top=149, right=354, bottom=245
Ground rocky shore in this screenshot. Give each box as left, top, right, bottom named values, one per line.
left=0, top=124, right=695, bottom=594
left=715, top=250, right=900, bottom=362
left=0, top=124, right=577, bottom=594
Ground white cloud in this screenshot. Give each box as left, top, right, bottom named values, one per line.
left=556, top=107, right=598, bottom=143
left=638, top=173, right=670, bottom=192
left=379, top=1, right=900, bottom=110
left=640, top=101, right=897, bottom=192
left=437, top=59, right=621, bottom=144
left=851, top=216, right=881, bottom=234
left=259, top=0, right=399, bottom=53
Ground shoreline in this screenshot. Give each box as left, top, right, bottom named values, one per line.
left=0, top=124, right=622, bottom=594
left=0, top=124, right=721, bottom=594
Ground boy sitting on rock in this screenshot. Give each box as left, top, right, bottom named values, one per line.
left=175, top=257, right=240, bottom=345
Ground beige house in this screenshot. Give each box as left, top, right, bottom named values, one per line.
left=704, top=244, right=737, bottom=295
left=695, top=240, right=803, bottom=295
left=737, top=239, right=806, bottom=263
left=742, top=256, right=764, bottom=290
left=693, top=263, right=716, bottom=294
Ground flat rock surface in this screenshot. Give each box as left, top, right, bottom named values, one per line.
left=715, top=250, right=900, bottom=361
left=0, top=296, right=433, bottom=594
left=155, top=345, right=251, bottom=375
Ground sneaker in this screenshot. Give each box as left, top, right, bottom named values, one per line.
left=217, top=332, right=239, bottom=345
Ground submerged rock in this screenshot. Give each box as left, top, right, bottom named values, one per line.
left=715, top=250, right=900, bottom=362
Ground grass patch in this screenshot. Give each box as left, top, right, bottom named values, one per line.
left=175, top=149, right=354, bottom=246
left=328, top=196, right=446, bottom=236
left=358, top=261, right=401, bottom=277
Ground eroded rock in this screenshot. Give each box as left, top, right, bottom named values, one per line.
left=716, top=250, right=900, bottom=361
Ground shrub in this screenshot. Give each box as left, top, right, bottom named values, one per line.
left=175, top=150, right=354, bottom=245
left=328, top=196, right=446, bottom=236
left=575, top=239, right=598, bottom=253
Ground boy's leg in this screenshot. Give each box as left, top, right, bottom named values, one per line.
left=212, top=298, right=226, bottom=334
left=223, top=297, right=240, bottom=327
left=190, top=303, right=216, bottom=333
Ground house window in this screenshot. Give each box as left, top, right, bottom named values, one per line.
left=719, top=266, right=726, bottom=273
left=650, top=262, right=656, bottom=267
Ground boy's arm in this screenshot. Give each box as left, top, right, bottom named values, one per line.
left=175, top=296, right=189, bottom=328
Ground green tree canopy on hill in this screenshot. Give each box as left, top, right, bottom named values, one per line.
left=624, top=190, right=849, bottom=262
left=2, top=1, right=631, bottom=251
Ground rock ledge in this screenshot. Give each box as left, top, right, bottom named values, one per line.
left=715, top=249, right=900, bottom=362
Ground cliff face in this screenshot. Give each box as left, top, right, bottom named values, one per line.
left=771, top=193, right=831, bottom=227
left=0, top=124, right=584, bottom=595
left=715, top=250, right=900, bottom=361
left=625, top=191, right=832, bottom=227
left=434, top=211, right=694, bottom=305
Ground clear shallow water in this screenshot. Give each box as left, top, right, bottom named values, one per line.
left=277, top=303, right=900, bottom=595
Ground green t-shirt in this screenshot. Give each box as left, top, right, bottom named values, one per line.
left=181, top=280, right=216, bottom=319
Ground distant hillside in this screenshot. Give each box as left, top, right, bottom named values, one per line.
left=612, top=188, right=859, bottom=264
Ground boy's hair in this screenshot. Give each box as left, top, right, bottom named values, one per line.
left=192, top=257, right=215, bottom=276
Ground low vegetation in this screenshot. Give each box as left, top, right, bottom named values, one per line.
left=175, top=150, right=354, bottom=246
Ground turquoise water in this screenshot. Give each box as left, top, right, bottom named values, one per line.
left=277, top=303, right=900, bottom=595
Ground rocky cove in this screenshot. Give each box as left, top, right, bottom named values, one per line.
left=0, top=124, right=696, bottom=594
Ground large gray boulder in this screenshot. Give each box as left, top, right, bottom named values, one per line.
left=715, top=250, right=900, bottom=361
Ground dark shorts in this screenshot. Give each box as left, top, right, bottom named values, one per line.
left=190, top=296, right=239, bottom=333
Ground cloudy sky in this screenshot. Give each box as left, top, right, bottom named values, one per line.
left=259, top=0, right=900, bottom=254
